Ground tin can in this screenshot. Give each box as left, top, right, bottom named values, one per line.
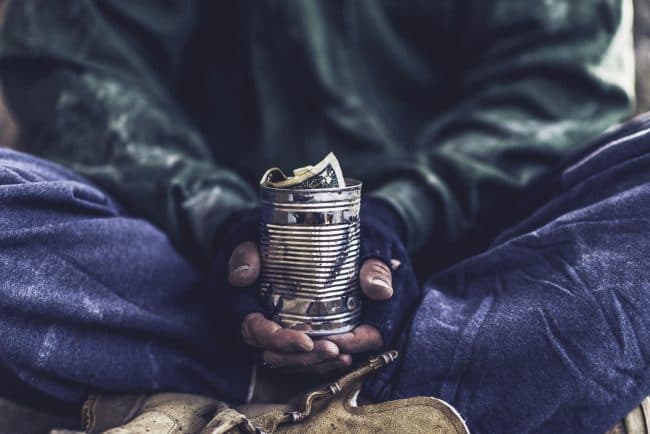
left=260, top=179, right=362, bottom=336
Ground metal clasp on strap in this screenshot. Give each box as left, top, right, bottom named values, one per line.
left=282, top=350, right=399, bottom=424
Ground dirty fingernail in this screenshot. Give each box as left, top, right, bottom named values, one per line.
left=320, top=341, right=339, bottom=357
left=300, top=341, right=314, bottom=352
left=295, top=338, right=314, bottom=352
left=371, top=277, right=390, bottom=288
left=339, top=354, right=353, bottom=365
left=233, top=264, right=251, bottom=273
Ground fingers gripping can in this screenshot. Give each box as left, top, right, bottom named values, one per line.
left=260, top=180, right=362, bottom=336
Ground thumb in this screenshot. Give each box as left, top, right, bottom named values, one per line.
left=359, top=258, right=393, bottom=301
left=228, top=241, right=261, bottom=286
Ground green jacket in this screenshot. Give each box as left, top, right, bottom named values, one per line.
left=0, top=0, right=635, bottom=264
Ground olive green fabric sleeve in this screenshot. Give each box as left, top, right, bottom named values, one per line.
left=372, top=0, right=635, bottom=252
left=0, top=0, right=256, bottom=263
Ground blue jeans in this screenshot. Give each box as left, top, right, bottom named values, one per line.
left=0, top=150, right=253, bottom=406
left=1, top=115, right=650, bottom=433
left=365, top=114, right=650, bottom=433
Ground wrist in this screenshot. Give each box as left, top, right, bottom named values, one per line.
left=361, top=197, right=407, bottom=244
left=213, top=207, right=259, bottom=264
left=360, top=196, right=409, bottom=267
left=210, top=208, right=264, bottom=343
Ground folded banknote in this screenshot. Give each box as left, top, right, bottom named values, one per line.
left=260, top=152, right=345, bottom=189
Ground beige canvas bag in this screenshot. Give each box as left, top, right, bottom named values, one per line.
left=82, top=351, right=469, bottom=434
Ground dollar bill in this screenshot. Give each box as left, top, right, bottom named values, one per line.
left=260, top=152, right=346, bottom=189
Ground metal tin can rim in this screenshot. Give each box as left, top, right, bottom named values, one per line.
left=259, top=178, right=362, bottom=193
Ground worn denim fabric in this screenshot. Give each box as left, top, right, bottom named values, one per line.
left=0, top=149, right=253, bottom=405
left=364, top=114, right=650, bottom=433
left=1, top=115, right=650, bottom=433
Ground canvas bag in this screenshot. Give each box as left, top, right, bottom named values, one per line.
left=82, top=351, right=469, bottom=434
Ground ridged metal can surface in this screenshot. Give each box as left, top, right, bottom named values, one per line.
left=260, top=179, right=362, bottom=336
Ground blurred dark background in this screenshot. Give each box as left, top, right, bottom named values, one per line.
left=635, top=0, right=650, bottom=113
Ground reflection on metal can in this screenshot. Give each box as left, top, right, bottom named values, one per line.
left=260, top=179, right=362, bottom=336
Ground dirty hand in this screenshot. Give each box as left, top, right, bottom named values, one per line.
left=229, top=240, right=393, bottom=373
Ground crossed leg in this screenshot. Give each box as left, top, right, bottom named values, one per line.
left=367, top=115, right=650, bottom=434
left=0, top=149, right=253, bottom=406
